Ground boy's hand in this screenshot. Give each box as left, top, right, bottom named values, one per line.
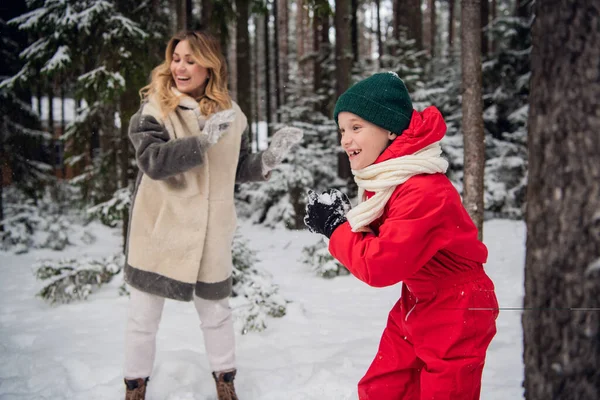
left=303, top=189, right=351, bottom=238
left=262, top=127, right=304, bottom=171
left=203, top=109, right=236, bottom=145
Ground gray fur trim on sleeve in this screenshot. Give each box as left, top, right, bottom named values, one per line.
left=128, top=110, right=210, bottom=180
left=235, top=126, right=269, bottom=183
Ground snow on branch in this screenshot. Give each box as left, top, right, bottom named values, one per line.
left=41, top=45, right=71, bottom=73
left=230, top=232, right=287, bottom=334
left=34, top=253, right=123, bottom=305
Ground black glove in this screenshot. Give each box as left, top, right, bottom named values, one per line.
left=303, top=189, right=351, bottom=238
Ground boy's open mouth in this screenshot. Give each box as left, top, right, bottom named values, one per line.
left=348, top=150, right=361, bottom=159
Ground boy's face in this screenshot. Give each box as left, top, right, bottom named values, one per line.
left=338, top=112, right=397, bottom=170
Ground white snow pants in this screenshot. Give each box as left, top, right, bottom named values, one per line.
left=124, top=286, right=235, bottom=379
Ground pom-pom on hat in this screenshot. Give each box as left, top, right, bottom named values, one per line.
left=334, top=72, right=413, bottom=135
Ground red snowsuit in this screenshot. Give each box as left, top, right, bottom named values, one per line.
left=329, top=107, right=499, bottom=400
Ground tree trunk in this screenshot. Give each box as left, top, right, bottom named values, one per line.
left=119, top=87, right=138, bottom=250
left=296, top=0, right=305, bottom=85
left=523, top=1, right=600, bottom=398
left=515, top=0, right=531, bottom=18
left=303, top=3, right=312, bottom=80
left=490, top=0, right=496, bottom=53
left=351, top=0, right=359, bottom=63
left=253, top=16, right=260, bottom=144
left=0, top=118, right=4, bottom=232
left=396, top=0, right=423, bottom=50
left=48, top=85, right=54, bottom=139
left=335, top=0, right=352, bottom=180
left=172, top=0, right=187, bottom=33
left=461, top=0, right=485, bottom=239
left=278, top=0, right=289, bottom=104
left=313, top=0, right=329, bottom=95
left=375, top=0, right=383, bottom=67
left=200, top=0, right=213, bottom=28
left=60, top=89, right=66, bottom=177
left=412, top=0, right=423, bottom=49
left=392, top=0, right=399, bottom=42
left=430, top=0, right=436, bottom=57
left=448, top=0, right=455, bottom=53
left=264, top=4, right=272, bottom=136
left=235, top=0, right=252, bottom=132
left=273, top=0, right=281, bottom=114
left=481, top=0, right=489, bottom=57
left=228, top=23, right=237, bottom=100
left=313, top=6, right=322, bottom=94
left=186, top=0, right=192, bottom=29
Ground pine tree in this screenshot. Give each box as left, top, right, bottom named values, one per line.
left=4, top=0, right=169, bottom=247
left=0, top=5, right=50, bottom=210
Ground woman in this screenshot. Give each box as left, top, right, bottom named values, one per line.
left=123, top=30, right=302, bottom=400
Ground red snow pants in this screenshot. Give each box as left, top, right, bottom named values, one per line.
left=358, top=270, right=499, bottom=400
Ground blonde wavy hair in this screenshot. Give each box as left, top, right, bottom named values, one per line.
left=140, top=30, right=232, bottom=117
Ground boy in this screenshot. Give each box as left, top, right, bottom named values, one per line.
left=304, top=72, right=499, bottom=399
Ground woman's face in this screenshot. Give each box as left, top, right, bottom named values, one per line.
left=338, top=112, right=397, bottom=170
left=170, top=40, right=209, bottom=98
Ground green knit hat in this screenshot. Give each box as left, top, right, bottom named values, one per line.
left=334, top=72, right=413, bottom=135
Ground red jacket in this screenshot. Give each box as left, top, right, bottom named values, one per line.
left=329, top=106, right=488, bottom=289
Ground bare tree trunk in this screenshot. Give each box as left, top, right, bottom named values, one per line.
left=253, top=16, right=260, bottom=144
left=448, top=0, right=455, bottom=53
left=303, top=4, right=312, bottom=80
left=335, top=0, right=352, bottom=180
left=278, top=0, right=289, bottom=104
left=392, top=0, right=399, bottom=42
left=515, top=0, right=531, bottom=18
left=48, top=85, right=54, bottom=140
left=119, top=87, right=138, bottom=250
left=296, top=0, right=305, bottom=86
left=264, top=4, right=272, bottom=135
left=523, top=1, right=600, bottom=397
left=200, top=0, right=213, bottom=28
left=236, top=0, right=252, bottom=133
left=313, top=5, right=322, bottom=94
left=481, top=0, right=489, bottom=57
left=273, top=0, right=281, bottom=115
left=461, top=0, right=484, bottom=239
left=490, top=0, right=496, bottom=53
left=412, top=0, right=423, bottom=49
left=59, top=88, right=65, bottom=176
left=351, top=0, right=359, bottom=63
left=359, top=5, right=371, bottom=61
left=316, top=3, right=332, bottom=116
left=430, top=0, right=436, bottom=57
left=172, top=0, right=187, bottom=32
left=0, top=118, right=4, bottom=232
left=375, top=0, right=383, bottom=67
left=228, top=22, right=237, bottom=101
left=395, top=0, right=423, bottom=49
left=186, top=0, right=192, bottom=29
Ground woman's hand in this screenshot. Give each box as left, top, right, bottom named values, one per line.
left=202, top=109, right=236, bottom=145
left=261, top=126, right=304, bottom=172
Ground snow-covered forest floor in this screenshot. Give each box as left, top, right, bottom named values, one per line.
left=0, top=219, right=525, bottom=399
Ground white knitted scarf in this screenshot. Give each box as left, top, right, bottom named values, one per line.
left=346, top=142, right=449, bottom=232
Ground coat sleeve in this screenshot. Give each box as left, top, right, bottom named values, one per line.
left=128, top=109, right=210, bottom=180
left=235, top=125, right=270, bottom=183
left=328, top=180, right=455, bottom=287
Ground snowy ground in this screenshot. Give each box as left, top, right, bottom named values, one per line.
left=0, top=219, right=525, bottom=399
